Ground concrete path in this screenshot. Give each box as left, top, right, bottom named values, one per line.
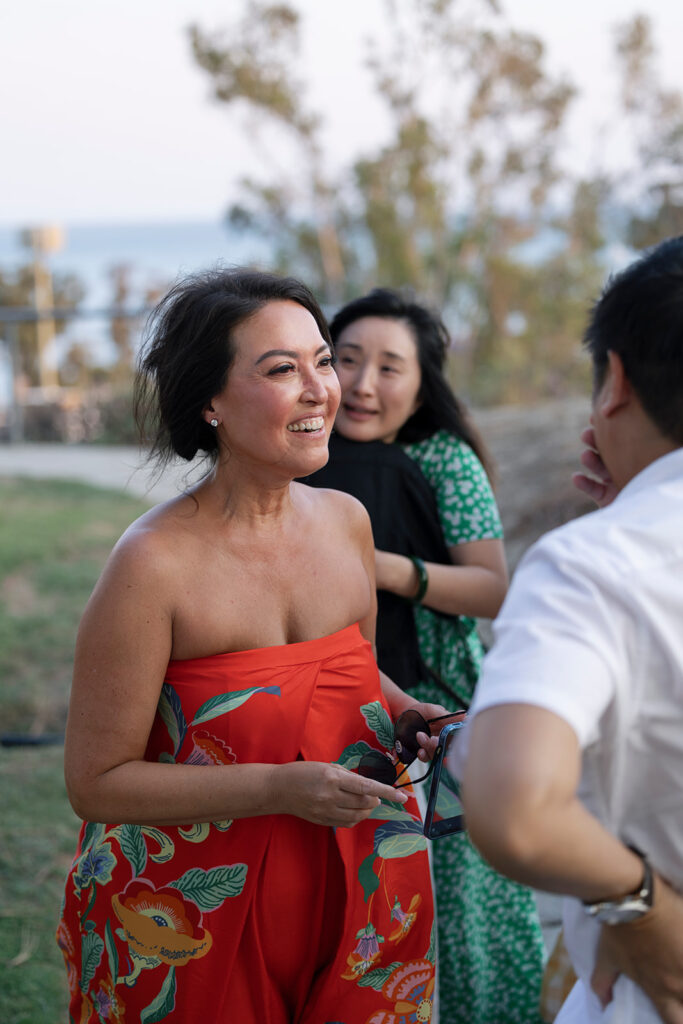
left=0, top=443, right=194, bottom=504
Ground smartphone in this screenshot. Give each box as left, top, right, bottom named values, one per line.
left=423, top=722, right=466, bottom=839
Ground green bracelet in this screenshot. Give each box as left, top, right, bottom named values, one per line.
left=410, top=556, right=429, bottom=604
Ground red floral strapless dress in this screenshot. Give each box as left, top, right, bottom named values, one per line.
left=58, top=623, right=436, bottom=1023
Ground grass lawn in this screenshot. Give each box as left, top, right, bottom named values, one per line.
left=0, top=477, right=151, bottom=1024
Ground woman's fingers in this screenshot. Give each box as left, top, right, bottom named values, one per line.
left=415, top=729, right=439, bottom=760
left=327, top=769, right=407, bottom=826
left=339, top=770, right=407, bottom=805
left=279, top=762, right=410, bottom=828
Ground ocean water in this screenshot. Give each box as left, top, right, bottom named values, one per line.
left=0, top=220, right=272, bottom=362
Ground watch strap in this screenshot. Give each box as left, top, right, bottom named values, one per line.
left=583, top=845, right=654, bottom=925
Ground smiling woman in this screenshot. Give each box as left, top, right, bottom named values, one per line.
left=57, top=267, right=443, bottom=1023
left=203, top=299, right=340, bottom=482
left=334, top=316, right=422, bottom=443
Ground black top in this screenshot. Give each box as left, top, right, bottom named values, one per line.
left=303, top=433, right=458, bottom=698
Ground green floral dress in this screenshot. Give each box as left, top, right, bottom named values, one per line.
left=401, top=430, right=545, bottom=1024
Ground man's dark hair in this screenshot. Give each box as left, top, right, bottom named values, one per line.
left=135, top=266, right=330, bottom=466
left=584, top=236, right=683, bottom=444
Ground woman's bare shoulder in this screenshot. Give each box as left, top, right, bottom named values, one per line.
left=95, top=495, right=202, bottom=595
left=295, top=482, right=371, bottom=534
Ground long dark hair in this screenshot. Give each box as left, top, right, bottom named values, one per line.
left=329, top=287, right=495, bottom=481
left=135, top=266, right=331, bottom=468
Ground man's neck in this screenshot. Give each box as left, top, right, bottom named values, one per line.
left=613, top=412, right=680, bottom=491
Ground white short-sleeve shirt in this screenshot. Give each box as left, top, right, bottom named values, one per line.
left=465, top=448, right=683, bottom=1023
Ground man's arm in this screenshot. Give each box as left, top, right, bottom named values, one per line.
left=462, top=704, right=683, bottom=1022
left=462, top=704, right=644, bottom=899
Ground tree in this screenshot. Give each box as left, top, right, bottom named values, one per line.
left=190, top=0, right=609, bottom=402
left=349, top=0, right=593, bottom=398
left=190, top=3, right=347, bottom=304
left=612, top=14, right=683, bottom=250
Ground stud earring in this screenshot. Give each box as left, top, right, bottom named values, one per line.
left=210, top=418, right=218, bottom=428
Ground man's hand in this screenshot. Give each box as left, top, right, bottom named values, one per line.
left=591, top=874, right=683, bottom=1023
left=572, top=426, right=619, bottom=508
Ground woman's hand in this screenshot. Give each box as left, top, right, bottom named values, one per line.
left=572, top=426, right=619, bottom=508
left=379, top=677, right=465, bottom=763
left=273, top=760, right=406, bottom=828
left=411, top=701, right=467, bottom=763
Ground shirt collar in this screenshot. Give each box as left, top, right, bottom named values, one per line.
left=615, top=446, right=683, bottom=504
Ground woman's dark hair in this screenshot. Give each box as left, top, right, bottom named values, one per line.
left=584, top=235, right=683, bottom=444
left=135, top=266, right=331, bottom=465
left=329, top=287, right=495, bottom=480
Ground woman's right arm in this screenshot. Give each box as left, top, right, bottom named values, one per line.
left=374, top=435, right=508, bottom=619
left=64, top=528, right=400, bottom=827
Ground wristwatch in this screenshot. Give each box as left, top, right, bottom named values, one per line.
left=583, top=846, right=654, bottom=925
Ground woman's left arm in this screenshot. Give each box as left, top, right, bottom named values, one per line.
left=375, top=538, right=508, bottom=620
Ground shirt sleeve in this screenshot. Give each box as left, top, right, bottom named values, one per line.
left=417, top=433, right=503, bottom=546
left=469, top=528, right=623, bottom=747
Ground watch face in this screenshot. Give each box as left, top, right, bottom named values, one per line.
left=597, top=904, right=649, bottom=925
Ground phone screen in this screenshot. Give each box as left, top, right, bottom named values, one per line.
left=423, top=722, right=466, bottom=839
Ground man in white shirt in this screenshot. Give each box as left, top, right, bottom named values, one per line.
left=453, top=237, right=683, bottom=1022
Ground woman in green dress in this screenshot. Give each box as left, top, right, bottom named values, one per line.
left=310, top=288, right=545, bottom=1023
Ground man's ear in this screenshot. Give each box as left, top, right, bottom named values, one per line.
left=597, top=350, right=632, bottom=418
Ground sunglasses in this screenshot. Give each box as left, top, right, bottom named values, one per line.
left=357, top=709, right=464, bottom=789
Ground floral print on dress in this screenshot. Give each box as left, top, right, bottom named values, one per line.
left=72, top=831, right=117, bottom=891
left=388, top=894, right=422, bottom=944
left=343, top=923, right=385, bottom=979
left=184, top=730, right=236, bottom=766
left=58, top=626, right=435, bottom=1020
left=112, top=878, right=213, bottom=966
left=60, top=822, right=248, bottom=1022
left=366, top=958, right=435, bottom=1023
left=90, top=973, right=126, bottom=1023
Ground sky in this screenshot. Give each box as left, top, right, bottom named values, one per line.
left=2, top=0, right=683, bottom=228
